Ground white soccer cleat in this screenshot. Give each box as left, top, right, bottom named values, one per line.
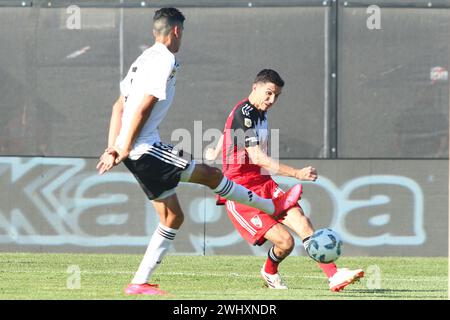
left=260, top=264, right=288, bottom=289
left=329, top=268, right=364, bottom=292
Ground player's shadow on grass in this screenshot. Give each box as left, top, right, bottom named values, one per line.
left=292, top=287, right=446, bottom=299
left=338, top=288, right=447, bottom=299
left=294, top=286, right=445, bottom=294
left=348, top=289, right=446, bottom=294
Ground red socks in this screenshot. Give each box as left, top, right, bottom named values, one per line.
left=318, top=262, right=338, bottom=278
left=265, top=246, right=283, bottom=274
left=266, top=240, right=338, bottom=278
left=303, top=235, right=338, bottom=279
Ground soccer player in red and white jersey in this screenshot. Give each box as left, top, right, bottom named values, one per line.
left=206, top=69, right=364, bottom=291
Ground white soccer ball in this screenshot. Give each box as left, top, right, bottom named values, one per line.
left=307, top=228, right=342, bottom=263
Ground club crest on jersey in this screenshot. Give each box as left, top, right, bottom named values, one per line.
left=244, top=118, right=252, bottom=128
left=168, top=62, right=179, bottom=81
left=251, top=215, right=262, bottom=228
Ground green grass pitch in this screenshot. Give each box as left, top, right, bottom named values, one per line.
left=0, top=253, right=447, bottom=300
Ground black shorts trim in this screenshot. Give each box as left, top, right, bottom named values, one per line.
left=124, top=142, right=192, bottom=200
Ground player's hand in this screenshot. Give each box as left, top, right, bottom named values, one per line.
left=109, top=146, right=130, bottom=165
left=204, top=147, right=218, bottom=161
left=296, top=166, right=317, bottom=181
left=96, top=148, right=119, bottom=175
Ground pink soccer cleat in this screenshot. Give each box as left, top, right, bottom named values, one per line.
left=124, top=283, right=167, bottom=295
left=272, top=184, right=302, bottom=216
left=329, top=268, right=364, bottom=292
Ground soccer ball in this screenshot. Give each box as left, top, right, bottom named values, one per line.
left=307, top=228, right=342, bottom=263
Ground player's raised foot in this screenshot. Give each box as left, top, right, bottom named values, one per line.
left=272, top=184, right=302, bottom=216
left=124, top=283, right=167, bottom=295
left=260, top=264, right=288, bottom=289
left=329, top=268, right=364, bottom=292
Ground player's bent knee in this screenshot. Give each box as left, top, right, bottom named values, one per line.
left=284, top=236, right=295, bottom=252
left=288, top=206, right=305, bottom=216
left=277, top=233, right=294, bottom=252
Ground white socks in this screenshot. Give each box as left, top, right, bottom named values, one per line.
left=131, top=223, right=177, bottom=284
left=213, top=177, right=275, bottom=214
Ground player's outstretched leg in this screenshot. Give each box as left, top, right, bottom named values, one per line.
left=272, top=184, right=302, bottom=216
left=184, top=163, right=302, bottom=215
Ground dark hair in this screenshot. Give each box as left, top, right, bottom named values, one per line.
left=254, top=69, right=285, bottom=87
left=153, top=7, right=185, bottom=26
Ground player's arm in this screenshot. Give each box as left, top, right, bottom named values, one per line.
left=234, top=106, right=317, bottom=181
left=97, top=95, right=125, bottom=175
left=108, top=95, right=125, bottom=149
left=114, top=94, right=159, bottom=163
left=246, top=145, right=317, bottom=181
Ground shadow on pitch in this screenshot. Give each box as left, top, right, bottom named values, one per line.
left=334, top=288, right=447, bottom=299
left=290, top=287, right=447, bottom=298
left=348, top=289, right=446, bottom=294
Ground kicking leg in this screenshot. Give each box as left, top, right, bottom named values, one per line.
left=184, top=163, right=301, bottom=216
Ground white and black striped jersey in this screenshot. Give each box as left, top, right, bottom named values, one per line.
left=116, top=42, right=179, bottom=160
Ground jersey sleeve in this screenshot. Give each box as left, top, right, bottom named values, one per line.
left=119, top=69, right=132, bottom=97
left=231, top=106, right=260, bottom=148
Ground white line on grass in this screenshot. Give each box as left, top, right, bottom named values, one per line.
left=0, top=269, right=446, bottom=283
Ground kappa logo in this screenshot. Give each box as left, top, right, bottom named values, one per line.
left=251, top=215, right=263, bottom=228
left=0, top=157, right=427, bottom=251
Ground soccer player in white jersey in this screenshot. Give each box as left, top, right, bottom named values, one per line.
left=96, top=8, right=302, bottom=295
